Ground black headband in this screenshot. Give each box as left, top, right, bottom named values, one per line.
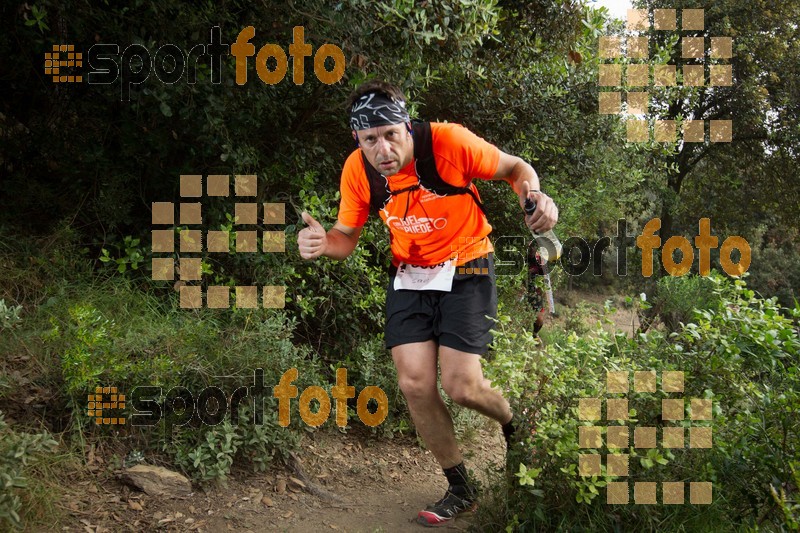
left=349, top=92, right=410, bottom=131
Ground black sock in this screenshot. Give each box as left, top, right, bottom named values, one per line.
left=443, top=462, right=470, bottom=489
left=502, top=415, right=516, bottom=445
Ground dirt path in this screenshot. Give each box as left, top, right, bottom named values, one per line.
left=551, top=288, right=642, bottom=336
left=59, top=423, right=506, bottom=533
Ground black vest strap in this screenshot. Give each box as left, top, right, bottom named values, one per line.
left=362, top=121, right=487, bottom=216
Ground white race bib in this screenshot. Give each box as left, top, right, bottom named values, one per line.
left=393, top=260, right=456, bottom=292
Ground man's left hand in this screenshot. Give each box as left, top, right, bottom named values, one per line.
left=520, top=182, right=558, bottom=233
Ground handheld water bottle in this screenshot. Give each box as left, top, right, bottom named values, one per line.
left=524, top=197, right=562, bottom=264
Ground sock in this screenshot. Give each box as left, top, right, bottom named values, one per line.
left=502, top=415, right=516, bottom=446
left=443, top=462, right=470, bottom=490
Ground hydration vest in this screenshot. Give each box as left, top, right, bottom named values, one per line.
left=361, top=121, right=487, bottom=217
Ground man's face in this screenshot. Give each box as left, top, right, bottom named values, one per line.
left=354, top=123, right=413, bottom=176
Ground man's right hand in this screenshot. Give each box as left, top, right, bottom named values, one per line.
left=298, top=211, right=327, bottom=260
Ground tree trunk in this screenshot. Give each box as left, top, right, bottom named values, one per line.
left=658, top=159, right=688, bottom=275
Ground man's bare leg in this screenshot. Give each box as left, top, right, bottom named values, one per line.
left=439, top=346, right=512, bottom=425
left=392, top=340, right=462, bottom=468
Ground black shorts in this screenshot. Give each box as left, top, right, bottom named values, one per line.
left=385, top=254, right=497, bottom=355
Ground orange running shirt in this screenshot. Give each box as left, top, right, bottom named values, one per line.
left=337, top=122, right=500, bottom=267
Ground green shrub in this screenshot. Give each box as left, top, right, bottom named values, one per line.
left=748, top=227, right=800, bottom=309
left=37, top=276, right=408, bottom=484
left=0, top=412, right=58, bottom=529
left=0, top=300, right=22, bottom=330
left=771, top=461, right=800, bottom=531
left=648, top=273, right=722, bottom=332
left=479, top=274, right=800, bottom=531
left=171, top=406, right=301, bottom=485
left=37, top=280, right=318, bottom=481
left=334, top=336, right=409, bottom=436
left=564, top=300, right=595, bottom=335
left=288, top=190, right=389, bottom=359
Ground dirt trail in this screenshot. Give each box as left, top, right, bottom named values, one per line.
left=60, top=424, right=506, bottom=533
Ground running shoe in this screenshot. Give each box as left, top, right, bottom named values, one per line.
left=417, top=485, right=477, bottom=527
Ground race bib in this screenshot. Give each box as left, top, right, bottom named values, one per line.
left=393, top=260, right=455, bottom=292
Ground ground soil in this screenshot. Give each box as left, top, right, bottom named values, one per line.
left=53, top=423, right=506, bottom=533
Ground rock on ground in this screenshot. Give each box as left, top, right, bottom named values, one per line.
left=121, top=464, right=192, bottom=497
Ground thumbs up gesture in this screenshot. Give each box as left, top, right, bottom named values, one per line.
left=298, top=211, right=328, bottom=260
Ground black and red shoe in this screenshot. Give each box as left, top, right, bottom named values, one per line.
left=417, top=485, right=477, bottom=527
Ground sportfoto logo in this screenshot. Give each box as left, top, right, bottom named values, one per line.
left=578, top=370, right=714, bottom=505
left=96, top=367, right=388, bottom=436
left=47, top=26, right=345, bottom=100
left=598, top=8, right=734, bottom=143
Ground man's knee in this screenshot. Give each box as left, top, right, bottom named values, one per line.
left=397, top=375, right=437, bottom=402
left=442, top=379, right=481, bottom=409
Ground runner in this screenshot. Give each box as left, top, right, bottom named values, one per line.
left=526, top=245, right=548, bottom=336
left=297, top=80, right=558, bottom=527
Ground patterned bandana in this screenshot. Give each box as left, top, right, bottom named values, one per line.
left=349, top=92, right=410, bottom=131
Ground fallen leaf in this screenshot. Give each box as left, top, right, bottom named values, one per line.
left=275, top=479, right=286, bottom=494
left=261, top=496, right=274, bottom=507
left=128, top=500, right=143, bottom=511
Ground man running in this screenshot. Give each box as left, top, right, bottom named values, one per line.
left=297, top=80, right=558, bottom=527
left=526, top=246, right=548, bottom=336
